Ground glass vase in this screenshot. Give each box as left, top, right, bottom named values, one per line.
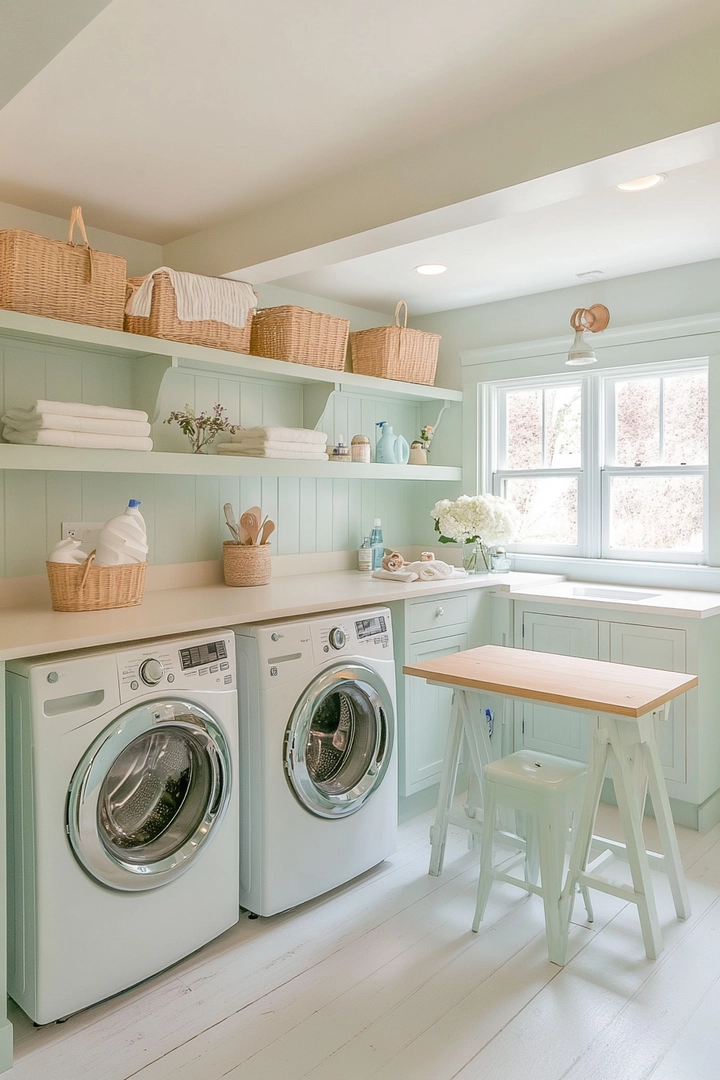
left=462, top=541, right=491, bottom=574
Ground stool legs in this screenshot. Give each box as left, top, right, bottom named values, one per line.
left=429, top=692, right=464, bottom=876
left=536, top=806, right=567, bottom=965
left=472, top=783, right=497, bottom=931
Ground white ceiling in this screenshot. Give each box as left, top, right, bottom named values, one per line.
left=2, top=0, right=720, bottom=243
left=271, top=158, right=720, bottom=314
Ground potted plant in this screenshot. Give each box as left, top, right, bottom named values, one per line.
left=164, top=403, right=237, bottom=453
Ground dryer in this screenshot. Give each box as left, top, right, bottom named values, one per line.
left=6, top=630, right=239, bottom=1024
left=234, top=608, right=397, bottom=916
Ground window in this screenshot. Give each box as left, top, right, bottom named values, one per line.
left=490, top=360, right=708, bottom=563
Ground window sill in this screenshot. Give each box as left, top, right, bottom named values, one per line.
left=509, top=553, right=720, bottom=593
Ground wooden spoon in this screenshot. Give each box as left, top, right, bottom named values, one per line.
left=260, top=519, right=275, bottom=545
left=240, top=510, right=260, bottom=545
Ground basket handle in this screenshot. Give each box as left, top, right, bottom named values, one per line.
left=66, top=205, right=94, bottom=283
left=79, top=550, right=96, bottom=591
left=395, top=300, right=408, bottom=328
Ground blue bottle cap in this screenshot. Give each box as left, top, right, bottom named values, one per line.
left=128, top=499, right=142, bottom=508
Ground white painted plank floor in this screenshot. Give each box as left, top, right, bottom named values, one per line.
left=7, top=802, right=720, bottom=1080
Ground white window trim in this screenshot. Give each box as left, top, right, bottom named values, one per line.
left=486, top=358, right=709, bottom=566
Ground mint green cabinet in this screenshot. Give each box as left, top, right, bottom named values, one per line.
left=392, top=590, right=490, bottom=798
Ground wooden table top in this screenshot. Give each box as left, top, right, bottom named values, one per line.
left=403, top=645, right=698, bottom=718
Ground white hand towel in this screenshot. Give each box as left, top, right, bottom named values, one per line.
left=405, top=560, right=457, bottom=580
left=3, top=428, right=153, bottom=451
left=2, top=413, right=151, bottom=437
left=216, top=445, right=327, bottom=460
left=220, top=438, right=327, bottom=453
left=230, top=426, right=327, bottom=445
left=126, top=267, right=256, bottom=329
left=7, top=400, right=148, bottom=423
left=371, top=569, right=419, bottom=582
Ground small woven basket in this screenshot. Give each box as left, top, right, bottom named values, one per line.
left=47, top=552, right=146, bottom=612
left=349, top=301, right=440, bottom=385
left=124, top=271, right=256, bottom=353
left=0, top=206, right=127, bottom=330
left=250, top=306, right=349, bottom=370
left=222, top=541, right=271, bottom=587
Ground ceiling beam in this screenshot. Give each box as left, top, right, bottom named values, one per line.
left=0, top=0, right=112, bottom=111
left=164, top=24, right=720, bottom=279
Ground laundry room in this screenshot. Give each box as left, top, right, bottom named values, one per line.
left=2, top=1, right=720, bottom=1078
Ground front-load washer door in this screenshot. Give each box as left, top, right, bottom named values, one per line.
left=67, top=699, right=232, bottom=891
left=285, top=663, right=394, bottom=819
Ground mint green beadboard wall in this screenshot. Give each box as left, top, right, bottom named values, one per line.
left=0, top=321, right=461, bottom=577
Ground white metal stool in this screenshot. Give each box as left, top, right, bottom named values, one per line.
left=473, top=750, right=594, bottom=962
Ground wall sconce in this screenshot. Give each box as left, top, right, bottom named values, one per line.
left=565, top=304, right=610, bottom=366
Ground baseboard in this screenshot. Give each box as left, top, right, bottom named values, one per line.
left=600, top=777, right=720, bottom=833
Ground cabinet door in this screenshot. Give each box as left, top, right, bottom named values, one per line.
left=609, top=622, right=687, bottom=783
left=402, top=632, right=467, bottom=796
left=517, top=611, right=600, bottom=762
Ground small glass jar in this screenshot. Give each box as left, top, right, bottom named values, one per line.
left=491, top=548, right=512, bottom=573
left=351, top=434, right=371, bottom=463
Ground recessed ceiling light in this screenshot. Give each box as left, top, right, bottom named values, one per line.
left=616, top=174, right=667, bottom=192
left=415, top=264, right=447, bottom=275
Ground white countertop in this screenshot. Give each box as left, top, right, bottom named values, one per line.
left=499, top=579, right=720, bottom=619
left=0, top=571, right=558, bottom=662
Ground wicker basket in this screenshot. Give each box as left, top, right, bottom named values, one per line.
left=0, top=206, right=127, bottom=330
left=222, top=541, right=271, bottom=586
left=250, top=306, right=349, bottom=370
left=124, top=271, right=256, bottom=353
left=47, top=552, right=146, bottom=612
left=349, top=301, right=440, bottom=385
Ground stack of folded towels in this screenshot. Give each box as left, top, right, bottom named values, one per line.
left=217, top=426, right=327, bottom=460
left=1, top=400, right=153, bottom=451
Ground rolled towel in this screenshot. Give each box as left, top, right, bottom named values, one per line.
left=371, top=568, right=419, bottom=582
left=126, top=267, right=256, bottom=329
left=2, top=412, right=151, bottom=437
left=3, top=428, right=153, bottom=451
left=216, top=445, right=328, bottom=460
left=6, top=400, right=148, bottom=423
left=229, top=426, right=327, bottom=445
left=220, top=438, right=327, bottom=453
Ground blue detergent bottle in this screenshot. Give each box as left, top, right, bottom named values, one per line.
left=370, top=518, right=384, bottom=570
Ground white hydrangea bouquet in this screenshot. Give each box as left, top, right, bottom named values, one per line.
left=431, top=494, right=519, bottom=573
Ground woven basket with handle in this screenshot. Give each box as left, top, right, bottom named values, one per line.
left=124, top=271, right=256, bottom=353
left=0, top=206, right=127, bottom=330
left=349, top=301, right=440, bottom=385
left=46, top=552, right=146, bottom=612
left=250, top=306, right=349, bottom=370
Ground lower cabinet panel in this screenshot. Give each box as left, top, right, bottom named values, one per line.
left=402, top=632, right=467, bottom=796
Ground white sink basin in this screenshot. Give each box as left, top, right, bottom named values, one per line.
left=570, top=586, right=661, bottom=602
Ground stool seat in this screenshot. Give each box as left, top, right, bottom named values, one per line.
left=473, top=750, right=593, bottom=961
left=485, top=750, right=588, bottom=793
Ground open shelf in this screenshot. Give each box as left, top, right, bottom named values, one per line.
left=0, top=444, right=462, bottom=480
left=0, top=309, right=462, bottom=404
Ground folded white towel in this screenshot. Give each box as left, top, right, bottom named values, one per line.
left=216, top=445, right=328, bottom=460
left=126, top=267, right=256, bottom=330
left=7, top=400, right=148, bottom=423
left=3, top=428, right=153, bottom=451
left=371, top=569, right=419, bottom=582
left=405, top=560, right=457, bottom=580
left=221, top=438, right=328, bottom=453
left=2, top=412, right=151, bottom=437
left=230, top=426, right=327, bottom=445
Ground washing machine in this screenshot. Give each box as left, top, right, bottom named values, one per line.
left=5, top=630, right=239, bottom=1024
left=234, top=607, right=397, bottom=916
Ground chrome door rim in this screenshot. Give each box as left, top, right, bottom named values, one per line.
left=67, top=699, right=232, bottom=891
left=285, top=663, right=394, bottom=819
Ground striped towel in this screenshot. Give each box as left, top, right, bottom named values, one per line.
left=126, top=267, right=256, bottom=329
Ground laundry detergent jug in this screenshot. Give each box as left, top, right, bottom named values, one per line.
left=95, top=499, right=148, bottom=566
left=375, top=422, right=409, bottom=465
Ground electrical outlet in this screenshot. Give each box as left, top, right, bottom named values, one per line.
left=61, top=522, right=105, bottom=552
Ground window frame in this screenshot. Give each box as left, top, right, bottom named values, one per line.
left=488, top=357, right=709, bottom=565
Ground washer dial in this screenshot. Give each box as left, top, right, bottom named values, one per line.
left=328, top=627, right=346, bottom=650
left=139, top=658, right=164, bottom=686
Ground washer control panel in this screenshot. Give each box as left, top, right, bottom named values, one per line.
left=314, top=608, right=392, bottom=663
left=116, top=630, right=235, bottom=700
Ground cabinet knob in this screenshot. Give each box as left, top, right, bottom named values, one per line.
left=436, top=606, right=444, bottom=617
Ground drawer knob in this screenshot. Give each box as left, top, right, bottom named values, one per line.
left=436, top=606, right=444, bottom=616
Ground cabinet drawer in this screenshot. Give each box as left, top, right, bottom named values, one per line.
left=408, top=594, right=468, bottom=634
